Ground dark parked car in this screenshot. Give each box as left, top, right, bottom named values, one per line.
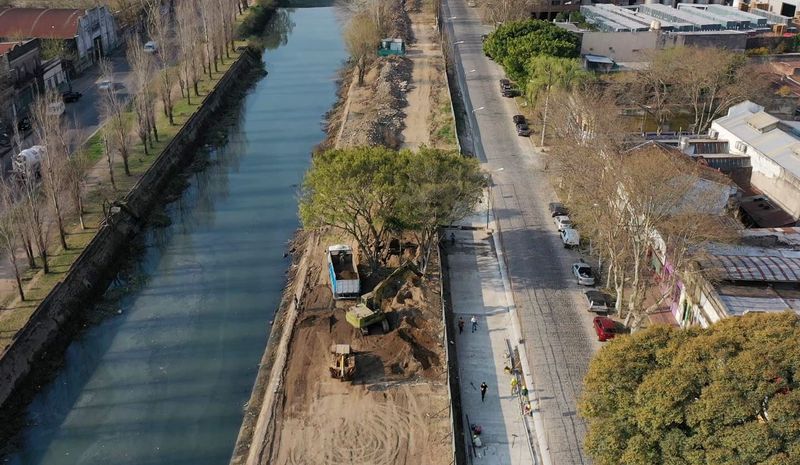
left=585, top=290, right=613, bottom=313
left=593, top=316, right=619, bottom=342
left=548, top=202, right=568, bottom=217
left=62, top=90, right=82, bottom=103
left=512, top=114, right=526, bottom=125
left=499, top=79, right=511, bottom=90
left=502, top=87, right=521, bottom=98
left=516, top=123, right=531, bottom=137
left=17, top=117, right=31, bottom=132
left=481, top=34, right=489, bottom=43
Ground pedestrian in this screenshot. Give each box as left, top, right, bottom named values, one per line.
left=471, top=315, right=478, bottom=333
left=510, top=377, right=519, bottom=395
left=521, top=386, right=528, bottom=398
left=450, top=232, right=456, bottom=245
left=480, top=382, right=488, bottom=402
left=458, top=317, right=465, bottom=334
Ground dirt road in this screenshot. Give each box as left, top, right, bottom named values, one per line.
left=402, top=17, right=438, bottom=149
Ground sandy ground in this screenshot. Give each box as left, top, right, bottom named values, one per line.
left=263, top=237, right=451, bottom=465
left=402, top=13, right=437, bottom=149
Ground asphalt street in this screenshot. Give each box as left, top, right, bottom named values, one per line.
left=0, top=50, right=132, bottom=173
left=442, top=1, right=602, bottom=463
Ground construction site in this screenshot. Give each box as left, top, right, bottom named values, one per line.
left=228, top=1, right=457, bottom=464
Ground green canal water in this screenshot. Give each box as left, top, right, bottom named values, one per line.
left=5, top=6, right=345, bottom=465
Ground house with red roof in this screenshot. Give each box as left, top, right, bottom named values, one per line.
left=0, top=6, right=118, bottom=73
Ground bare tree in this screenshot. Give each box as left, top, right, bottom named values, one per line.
left=176, top=0, right=201, bottom=100
left=18, top=168, right=50, bottom=274
left=101, top=131, right=117, bottom=191
left=481, top=0, right=531, bottom=24
left=344, top=11, right=380, bottom=85
left=0, top=179, right=25, bottom=301
left=65, top=150, right=90, bottom=230
left=127, top=36, right=156, bottom=156
left=147, top=1, right=177, bottom=125
left=31, top=90, right=69, bottom=250
left=199, top=0, right=216, bottom=78
left=98, top=58, right=132, bottom=176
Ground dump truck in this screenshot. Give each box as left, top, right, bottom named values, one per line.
left=327, top=244, right=360, bottom=299
left=329, top=344, right=356, bottom=381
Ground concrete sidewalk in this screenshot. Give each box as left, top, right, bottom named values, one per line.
left=446, top=202, right=538, bottom=464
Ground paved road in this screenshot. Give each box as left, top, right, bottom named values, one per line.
left=442, top=1, right=602, bottom=463
left=0, top=50, right=131, bottom=173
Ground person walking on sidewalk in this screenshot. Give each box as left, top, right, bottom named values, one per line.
left=458, top=317, right=465, bottom=334
left=480, top=382, right=488, bottom=402
left=510, top=377, right=519, bottom=395
left=471, top=315, right=478, bottom=333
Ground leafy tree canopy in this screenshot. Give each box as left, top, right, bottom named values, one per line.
left=580, top=312, right=800, bottom=465
left=484, top=20, right=580, bottom=80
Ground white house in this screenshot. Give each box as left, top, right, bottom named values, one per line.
left=710, top=101, right=800, bottom=224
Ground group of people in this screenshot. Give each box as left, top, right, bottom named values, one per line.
left=457, top=315, right=478, bottom=334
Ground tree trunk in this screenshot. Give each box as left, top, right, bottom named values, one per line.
left=540, top=84, right=550, bottom=146
left=8, top=254, right=23, bottom=301
left=52, top=193, right=67, bottom=250
left=77, top=193, right=85, bottom=230
left=123, top=155, right=131, bottom=176
left=19, top=230, right=34, bottom=268
left=105, top=136, right=116, bottom=191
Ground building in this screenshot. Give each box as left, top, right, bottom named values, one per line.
left=711, top=101, right=800, bottom=223
left=0, top=39, right=66, bottom=123
left=531, top=0, right=729, bottom=20
left=573, top=3, right=790, bottom=65
left=0, top=7, right=118, bottom=73
left=676, top=231, right=800, bottom=327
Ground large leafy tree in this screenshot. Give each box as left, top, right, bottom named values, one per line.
left=483, top=20, right=579, bottom=80
left=392, top=148, right=484, bottom=272
left=299, top=147, right=484, bottom=274
left=580, top=312, right=800, bottom=465
left=299, top=146, right=405, bottom=272
left=525, top=56, right=589, bottom=145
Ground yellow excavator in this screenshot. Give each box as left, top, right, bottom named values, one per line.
left=345, top=261, right=422, bottom=335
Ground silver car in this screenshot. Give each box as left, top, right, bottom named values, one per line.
left=572, top=262, right=595, bottom=286
left=554, top=215, right=572, bottom=231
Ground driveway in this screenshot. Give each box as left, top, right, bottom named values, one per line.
left=442, top=1, right=600, bottom=463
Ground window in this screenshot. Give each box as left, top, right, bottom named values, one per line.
left=551, top=0, right=560, bottom=5
left=735, top=141, right=748, bottom=153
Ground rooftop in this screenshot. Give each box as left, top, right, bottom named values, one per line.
left=712, top=101, right=800, bottom=181
left=0, top=8, right=83, bottom=40
left=701, top=243, right=800, bottom=282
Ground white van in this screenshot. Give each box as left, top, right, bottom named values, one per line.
left=560, top=228, right=580, bottom=248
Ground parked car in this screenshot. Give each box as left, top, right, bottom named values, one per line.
left=593, top=316, right=618, bottom=342
left=585, top=290, right=613, bottom=313
left=572, top=262, right=595, bottom=286
left=548, top=202, right=568, bottom=217
left=467, top=0, right=477, bottom=6
left=499, top=79, right=510, bottom=90
left=560, top=228, right=579, bottom=247
left=0, top=131, right=10, bottom=147
left=481, top=34, right=488, bottom=42
left=516, top=123, right=531, bottom=137
left=502, top=87, right=521, bottom=98
left=143, top=41, right=158, bottom=53
left=17, top=117, right=31, bottom=132
left=512, top=114, right=526, bottom=125
left=61, top=90, right=82, bottom=103
left=97, top=78, right=113, bottom=91
left=553, top=215, right=572, bottom=231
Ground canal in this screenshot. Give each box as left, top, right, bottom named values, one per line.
left=5, top=6, right=345, bottom=465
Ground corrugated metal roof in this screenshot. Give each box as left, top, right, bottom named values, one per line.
left=711, top=254, right=800, bottom=282
left=0, top=8, right=82, bottom=40
left=712, top=101, right=800, bottom=181
left=718, top=294, right=800, bottom=316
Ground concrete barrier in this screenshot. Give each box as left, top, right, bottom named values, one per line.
left=0, top=48, right=263, bottom=412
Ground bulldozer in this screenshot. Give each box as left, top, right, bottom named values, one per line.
left=345, top=261, right=422, bottom=335
left=329, top=344, right=356, bottom=381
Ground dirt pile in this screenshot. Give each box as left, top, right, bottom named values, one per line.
left=338, top=56, right=412, bottom=148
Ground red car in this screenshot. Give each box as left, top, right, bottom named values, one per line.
left=593, top=316, right=618, bottom=342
